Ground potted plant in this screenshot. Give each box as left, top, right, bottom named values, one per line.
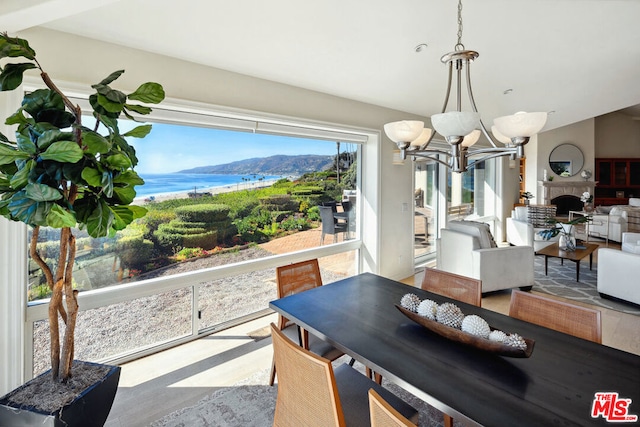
left=521, top=191, right=534, bottom=206
left=537, top=215, right=588, bottom=251
left=581, top=191, right=594, bottom=212
left=0, top=33, right=164, bottom=425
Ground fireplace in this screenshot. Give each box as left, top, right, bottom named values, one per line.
left=539, top=181, right=595, bottom=207
left=551, top=195, right=583, bottom=216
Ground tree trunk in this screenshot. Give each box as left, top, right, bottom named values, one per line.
left=60, top=233, right=78, bottom=382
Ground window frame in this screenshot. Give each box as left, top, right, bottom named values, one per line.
left=10, top=79, right=381, bottom=381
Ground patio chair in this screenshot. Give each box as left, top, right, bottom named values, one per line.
left=369, top=389, right=417, bottom=427
left=269, top=259, right=344, bottom=386
left=270, top=323, right=419, bottom=427
left=421, top=266, right=481, bottom=427
left=509, top=290, right=602, bottom=343
left=421, top=267, right=482, bottom=307
left=319, top=205, right=348, bottom=244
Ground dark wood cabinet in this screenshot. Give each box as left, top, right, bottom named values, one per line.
left=595, top=158, right=640, bottom=205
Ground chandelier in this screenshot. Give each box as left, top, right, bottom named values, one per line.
left=384, top=0, right=547, bottom=173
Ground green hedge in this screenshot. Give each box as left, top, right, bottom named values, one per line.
left=175, top=204, right=231, bottom=223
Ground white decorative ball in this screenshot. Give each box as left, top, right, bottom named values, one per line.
left=488, top=330, right=507, bottom=342
left=417, top=299, right=438, bottom=320
left=461, top=315, right=491, bottom=338
left=504, top=333, right=527, bottom=350
left=436, top=302, right=465, bottom=329
left=400, top=293, right=421, bottom=312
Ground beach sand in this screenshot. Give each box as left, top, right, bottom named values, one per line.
left=134, top=178, right=281, bottom=204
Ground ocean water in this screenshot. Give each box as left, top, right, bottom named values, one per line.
left=135, top=173, right=281, bottom=198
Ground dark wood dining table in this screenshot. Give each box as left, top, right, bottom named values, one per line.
left=269, top=273, right=640, bottom=426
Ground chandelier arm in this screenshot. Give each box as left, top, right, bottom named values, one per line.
left=466, top=147, right=518, bottom=157
left=409, top=153, right=452, bottom=169
left=466, top=150, right=519, bottom=169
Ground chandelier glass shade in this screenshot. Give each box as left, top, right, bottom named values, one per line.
left=385, top=0, right=547, bottom=173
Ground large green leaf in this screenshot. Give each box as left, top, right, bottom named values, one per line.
left=113, top=170, right=144, bottom=186
left=40, top=141, right=83, bottom=163
left=96, top=93, right=124, bottom=114
left=81, top=167, right=102, bottom=187
left=82, top=129, right=110, bottom=154
left=25, top=182, right=62, bottom=202
left=0, top=142, right=30, bottom=165
left=105, top=153, right=132, bottom=169
left=110, top=205, right=133, bottom=230
left=0, top=63, right=37, bottom=91
left=46, top=204, right=76, bottom=228
left=16, top=133, right=36, bottom=154
left=5, top=110, right=32, bottom=127
left=128, top=82, right=165, bottom=104
left=129, top=204, right=148, bottom=220
left=89, top=94, right=118, bottom=119
left=0, top=34, right=36, bottom=60
left=22, top=89, right=64, bottom=117
left=123, top=124, right=152, bottom=138
left=9, top=159, right=34, bottom=189
left=124, top=104, right=152, bottom=115
left=85, top=199, right=113, bottom=238
left=112, top=185, right=135, bottom=204
left=101, top=171, right=114, bottom=198
left=93, top=70, right=125, bottom=87
left=35, top=129, right=74, bottom=152
left=7, top=191, right=49, bottom=226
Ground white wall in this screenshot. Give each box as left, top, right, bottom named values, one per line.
left=595, top=112, right=640, bottom=158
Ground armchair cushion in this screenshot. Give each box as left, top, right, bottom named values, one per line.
left=621, top=232, right=640, bottom=254
left=629, top=197, right=640, bottom=207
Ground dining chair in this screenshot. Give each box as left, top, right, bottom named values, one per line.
left=421, top=267, right=482, bottom=427
left=509, top=290, right=602, bottom=343
left=421, top=267, right=482, bottom=307
left=270, top=323, right=419, bottom=427
left=269, top=259, right=344, bottom=386
left=368, top=389, right=417, bottom=427
left=319, top=205, right=348, bottom=244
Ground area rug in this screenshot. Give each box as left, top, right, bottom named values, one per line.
left=151, top=358, right=460, bottom=427
left=533, top=255, right=640, bottom=315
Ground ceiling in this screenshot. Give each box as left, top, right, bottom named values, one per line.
left=2, top=0, right=640, bottom=132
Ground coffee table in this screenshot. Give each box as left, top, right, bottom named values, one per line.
left=535, top=242, right=598, bottom=282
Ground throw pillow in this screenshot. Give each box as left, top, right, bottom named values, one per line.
left=629, top=198, right=640, bottom=207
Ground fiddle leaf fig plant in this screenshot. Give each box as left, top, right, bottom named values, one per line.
left=0, top=32, right=165, bottom=382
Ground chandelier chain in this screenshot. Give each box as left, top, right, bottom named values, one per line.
left=456, top=0, right=464, bottom=51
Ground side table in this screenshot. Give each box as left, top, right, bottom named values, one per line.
left=568, top=210, right=609, bottom=244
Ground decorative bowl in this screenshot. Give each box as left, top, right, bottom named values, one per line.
left=395, top=304, right=535, bottom=358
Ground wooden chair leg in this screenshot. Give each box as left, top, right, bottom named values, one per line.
left=269, top=354, right=276, bottom=386
left=444, top=414, right=453, bottom=427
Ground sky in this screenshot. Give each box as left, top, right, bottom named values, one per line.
left=119, top=121, right=344, bottom=174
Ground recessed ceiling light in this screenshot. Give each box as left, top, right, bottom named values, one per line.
left=503, top=89, right=513, bottom=95
left=415, top=43, right=428, bottom=53
left=548, top=110, right=556, bottom=115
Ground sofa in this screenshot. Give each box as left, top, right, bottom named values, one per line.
left=590, top=197, right=640, bottom=242
left=506, top=206, right=559, bottom=251
left=597, top=232, right=640, bottom=305
left=436, top=220, right=535, bottom=293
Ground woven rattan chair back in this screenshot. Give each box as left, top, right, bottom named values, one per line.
left=276, top=259, right=322, bottom=328
left=421, top=267, right=482, bottom=307
left=509, top=290, right=602, bottom=343
left=369, top=389, right=417, bottom=427
left=271, top=323, right=345, bottom=427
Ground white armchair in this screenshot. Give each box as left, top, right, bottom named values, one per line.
left=506, top=206, right=558, bottom=251
left=436, top=220, right=535, bottom=293
left=597, top=232, right=640, bottom=305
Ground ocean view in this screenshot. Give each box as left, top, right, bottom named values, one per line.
left=136, top=173, right=282, bottom=198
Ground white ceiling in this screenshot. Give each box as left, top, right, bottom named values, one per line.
left=2, top=0, right=640, bottom=131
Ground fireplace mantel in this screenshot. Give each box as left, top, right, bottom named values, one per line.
left=539, top=181, right=596, bottom=205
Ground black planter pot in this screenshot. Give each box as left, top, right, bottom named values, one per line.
left=0, top=361, right=120, bottom=427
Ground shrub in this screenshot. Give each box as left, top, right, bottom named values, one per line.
left=182, top=231, right=217, bottom=250
left=307, top=206, right=320, bottom=221
left=175, top=247, right=207, bottom=261
left=175, top=204, right=231, bottom=223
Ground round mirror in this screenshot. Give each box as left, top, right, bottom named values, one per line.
left=549, top=143, right=584, bottom=177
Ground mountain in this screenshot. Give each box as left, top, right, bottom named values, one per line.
left=177, top=154, right=334, bottom=176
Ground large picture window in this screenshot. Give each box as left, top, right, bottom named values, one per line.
left=25, top=101, right=365, bottom=376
